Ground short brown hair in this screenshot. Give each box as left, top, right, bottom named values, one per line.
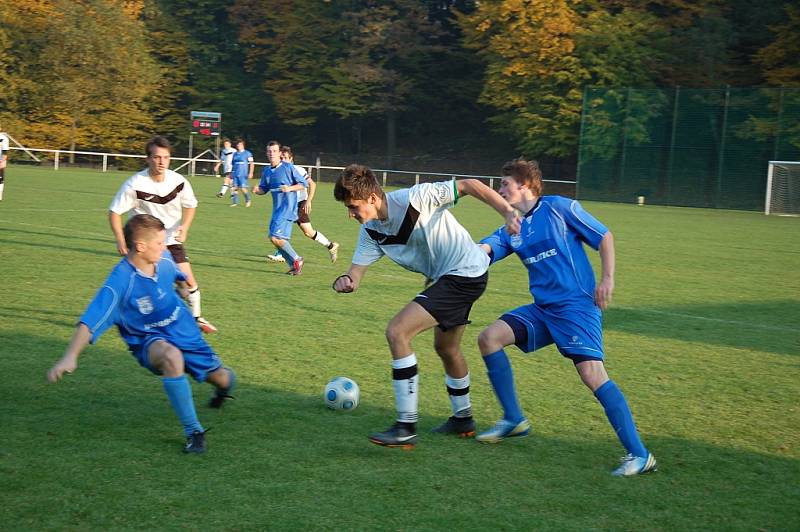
left=334, top=164, right=383, bottom=203
left=502, top=158, right=543, bottom=196
left=145, top=136, right=172, bottom=157
left=280, top=145, right=293, bottom=158
left=124, top=214, right=165, bottom=249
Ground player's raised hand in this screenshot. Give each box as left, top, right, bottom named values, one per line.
left=116, top=239, right=129, bottom=256
left=302, top=200, right=312, bottom=215
left=47, top=358, right=77, bottom=383
left=594, top=277, right=614, bottom=310
left=504, top=211, right=521, bottom=235
left=332, top=274, right=355, bottom=293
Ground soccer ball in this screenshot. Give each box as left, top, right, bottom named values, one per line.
left=324, top=376, right=360, bottom=410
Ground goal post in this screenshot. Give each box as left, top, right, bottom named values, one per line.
left=765, top=161, right=800, bottom=216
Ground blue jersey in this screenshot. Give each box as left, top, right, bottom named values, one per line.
left=258, top=162, right=307, bottom=222
left=231, top=150, right=253, bottom=179
left=481, top=196, right=608, bottom=307
left=79, top=253, right=207, bottom=352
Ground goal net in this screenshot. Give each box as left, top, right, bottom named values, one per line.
left=765, top=161, right=800, bottom=216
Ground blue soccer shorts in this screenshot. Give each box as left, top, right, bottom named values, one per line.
left=269, top=217, right=294, bottom=240
left=500, top=303, right=605, bottom=361
left=131, top=336, right=223, bottom=382
left=232, top=174, right=249, bottom=188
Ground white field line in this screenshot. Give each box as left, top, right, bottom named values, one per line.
left=3, top=218, right=796, bottom=334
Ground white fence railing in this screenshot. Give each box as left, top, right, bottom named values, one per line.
left=6, top=146, right=576, bottom=190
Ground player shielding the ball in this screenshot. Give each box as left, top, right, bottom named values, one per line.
left=48, top=214, right=236, bottom=454
left=332, top=164, right=519, bottom=448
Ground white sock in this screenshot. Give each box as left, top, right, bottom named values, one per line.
left=445, top=373, right=472, bottom=418
left=392, top=353, right=419, bottom=424
left=187, top=287, right=201, bottom=317
left=0, top=183, right=4, bottom=200
left=313, top=231, right=331, bottom=247
left=219, top=185, right=229, bottom=194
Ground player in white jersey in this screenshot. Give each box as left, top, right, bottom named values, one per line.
left=214, top=138, right=236, bottom=198
left=265, top=145, right=339, bottom=264
left=0, top=126, right=9, bottom=201
left=332, top=164, right=520, bottom=448
left=109, top=136, right=217, bottom=334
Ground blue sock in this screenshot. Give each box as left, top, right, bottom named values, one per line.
left=231, top=192, right=239, bottom=205
left=279, top=241, right=299, bottom=262
left=162, top=375, right=203, bottom=437
left=594, top=380, right=648, bottom=458
left=244, top=192, right=251, bottom=202
left=482, top=350, right=525, bottom=423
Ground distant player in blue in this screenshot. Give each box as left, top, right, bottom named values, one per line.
left=230, top=139, right=254, bottom=207
left=253, top=140, right=308, bottom=275
left=476, top=159, right=657, bottom=477
left=47, top=214, right=236, bottom=454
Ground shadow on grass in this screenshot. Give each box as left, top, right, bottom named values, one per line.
left=606, top=299, right=800, bottom=355
left=5, top=333, right=799, bottom=529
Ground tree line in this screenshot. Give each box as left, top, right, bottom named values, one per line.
left=0, top=0, right=797, bottom=170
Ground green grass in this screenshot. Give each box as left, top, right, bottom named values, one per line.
left=1, top=165, right=799, bottom=530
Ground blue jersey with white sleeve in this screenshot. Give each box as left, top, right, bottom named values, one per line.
left=231, top=149, right=253, bottom=179
left=481, top=196, right=608, bottom=307
left=79, top=252, right=208, bottom=352
left=258, top=162, right=307, bottom=222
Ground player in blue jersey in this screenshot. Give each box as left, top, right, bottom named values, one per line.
left=253, top=140, right=308, bottom=275
left=214, top=138, right=236, bottom=198
left=476, top=159, right=656, bottom=476
left=229, top=139, right=254, bottom=207
left=47, top=214, right=236, bottom=454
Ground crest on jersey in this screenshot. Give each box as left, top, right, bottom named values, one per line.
left=510, top=233, right=523, bottom=249
left=136, top=296, right=154, bottom=315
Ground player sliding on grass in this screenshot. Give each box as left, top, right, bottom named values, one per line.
left=332, top=164, right=520, bottom=448
left=475, top=158, right=656, bottom=476
left=47, top=214, right=236, bottom=454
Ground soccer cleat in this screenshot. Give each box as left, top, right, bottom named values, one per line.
left=430, top=416, right=476, bottom=437
left=195, top=317, right=218, bottom=334
left=230, top=204, right=238, bottom=207
left=328, top=242, right=340, bottom=263
left=245, top=200, right=252, bottom=208
left=368, top=422, right=418, bottom=448
left=183, top=430, right=207, bottom=454
left=208, top=391, right=234, bottom=409
left=476, top=418, right=531, bottom=443
left=611, top=453, right=658, bottom=477
left=216, top=192, right=224, bottom=198
left=287, top=257, right=304, bottom=276
left=266, top=252, right=286, bottom=263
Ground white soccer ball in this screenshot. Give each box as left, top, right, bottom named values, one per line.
left=324, top=376, right=360, bottom=410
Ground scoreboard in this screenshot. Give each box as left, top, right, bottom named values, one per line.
left=190, top=111, right=221, bottom=136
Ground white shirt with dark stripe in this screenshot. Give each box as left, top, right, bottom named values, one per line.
left=109, top=169, right=198, bottom=245
left=352, top=181, right=489, bottom=283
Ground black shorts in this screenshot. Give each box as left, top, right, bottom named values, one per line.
left=413, top=272, right=488, bottom=331
left=296, top=200, right=311, bottom=225
left=167, top=244, right=189, bottom=264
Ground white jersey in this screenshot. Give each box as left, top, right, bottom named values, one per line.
left=109, top=168, right=198, bottom=246
left=295, top=165, right=309, bottom=202
left=0, top=133, right=8, bottom=157
left=220, top=146, right=235, bottom=173
left=352, top=181, right=489, bottom=283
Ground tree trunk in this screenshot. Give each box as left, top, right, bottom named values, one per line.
left=386, top=109, right=396, bottom=169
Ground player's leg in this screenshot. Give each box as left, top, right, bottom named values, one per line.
left=299, top=220, right=339, bottom=263
left=270, top=220, right=303, bottom=274
left=0, top=163, right=5, bottom=200
left=148, top=340, right=205, bottom=452
left=170, top=245, right=216, bottom=334
left=429, top=324, right=477, bottom=437
left=574, top=359, right=656, bottom=476
left=242, top=186, right=251, bottom=207
left=368, top=301, right=439, bottom=448
left=230, top=184, right=239, bottom=206
left=217, top=175, right=231, bottom=197
left=206, top=366, right=237, bottom=408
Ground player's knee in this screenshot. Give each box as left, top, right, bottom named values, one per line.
left=270, top=236, right=283, bottom=247
left=385, top=322, right=410, bottom=350
left=478, top=328, right=502, bottom=354
left=154, top=346, right=185, bottom=376
left=434, top=341, right=461, bottom=361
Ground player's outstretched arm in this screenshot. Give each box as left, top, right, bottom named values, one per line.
left=333, top=264, right=368, bottom=293
left=48, top=324, right=92, bottom=382
left=109, top=211, right=128, bottom=255
left=456, top=179, right=520, bottom=234
left=594, top=231, right=616, bottom=310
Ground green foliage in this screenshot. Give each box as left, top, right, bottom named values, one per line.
left=1, top=166, right=799, bottom=529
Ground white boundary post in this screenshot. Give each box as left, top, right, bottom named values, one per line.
left=102, top=154, right=108, bottom=172
left=54, top=151, right=60, bottom=170
left=765, top=162, right=774, bottom=215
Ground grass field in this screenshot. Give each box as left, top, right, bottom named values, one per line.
left=1, top=165, right=799, bottom=530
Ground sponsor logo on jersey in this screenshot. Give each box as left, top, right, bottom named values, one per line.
left=144, top=305, right=181, bottom=329
left=522, top=248, right=557, bottom=264
left=510, top=234, right=523, bottom=248
left=136, top=296, right=154, bottom=315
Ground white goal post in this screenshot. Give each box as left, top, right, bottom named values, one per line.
left=765, top=161, right=800, bottom=216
